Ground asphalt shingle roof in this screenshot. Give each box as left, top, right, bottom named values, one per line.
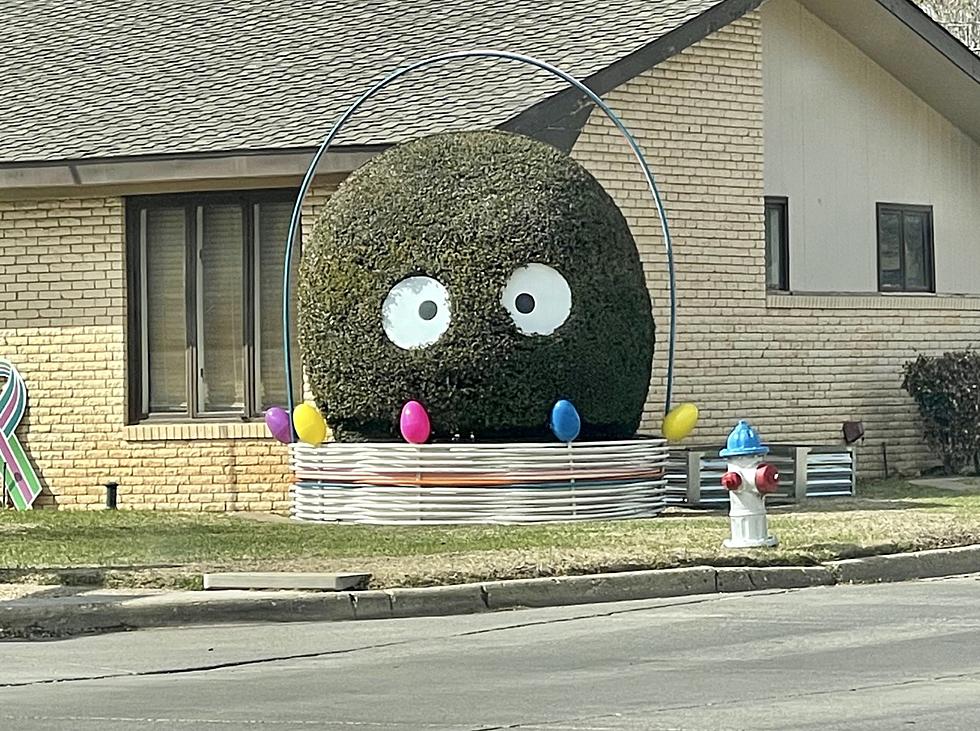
left=0, top=0, right=722, bottom=164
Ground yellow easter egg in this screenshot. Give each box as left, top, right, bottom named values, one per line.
left=662, top=402, right=699, bottom=442
left=293, top=402, right=327, bottom=446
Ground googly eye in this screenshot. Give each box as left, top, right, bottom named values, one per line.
left=382, top=276, right=451, bottom=349
left=501, top=264, right=572, bottom=336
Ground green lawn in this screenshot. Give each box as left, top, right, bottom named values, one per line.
left=2, top=479, right=979, bottom=589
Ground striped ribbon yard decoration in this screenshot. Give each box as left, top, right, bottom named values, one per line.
left=0, top=359, right=42, bottom=510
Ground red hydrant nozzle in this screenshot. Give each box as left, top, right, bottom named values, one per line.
left=755, top=463, right=780, bottom=494
left=720, top=471, right=742, bottom=491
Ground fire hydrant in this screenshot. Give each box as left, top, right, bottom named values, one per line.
left=720, top=420, right=779, bottom=548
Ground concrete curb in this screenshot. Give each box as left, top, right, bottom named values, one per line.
left=825, top=544, right=980, bottom=584
left=715, top=566, right=835, bottom=593
left=482, top=567, right=717, bottom=609
left=3, top=545, right=980, bottom=638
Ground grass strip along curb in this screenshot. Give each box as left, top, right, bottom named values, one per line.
left=4, top=480, right=980, bottom=593
left=3, top=545, right=979, bottom=639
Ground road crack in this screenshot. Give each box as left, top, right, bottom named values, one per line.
left=0, top=638, right=414, bottom=689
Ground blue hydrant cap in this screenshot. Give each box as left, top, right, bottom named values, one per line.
left=719, top=419, right=770, bottom=458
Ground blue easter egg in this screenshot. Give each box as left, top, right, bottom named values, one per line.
left=550, top=399, right=581, bottom=443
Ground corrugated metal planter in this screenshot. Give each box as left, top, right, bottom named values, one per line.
left=290, top=438, right=669, bottom=524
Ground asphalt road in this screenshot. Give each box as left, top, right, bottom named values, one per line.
left=2, top=575, right=979, bottom=730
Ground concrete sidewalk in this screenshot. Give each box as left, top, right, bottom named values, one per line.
left=3, top=544, right=980, bottom=639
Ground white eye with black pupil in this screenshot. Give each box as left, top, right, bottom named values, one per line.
left=501, top=264, right=571, bottom=336
left=382, top=276, right=451, bottom=349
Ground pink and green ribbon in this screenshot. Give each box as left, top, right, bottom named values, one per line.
left=0, top=359, right=42, bottom=510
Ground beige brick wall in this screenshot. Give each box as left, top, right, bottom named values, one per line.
left=0, top=188, right=333, bottom=510
left=572, top=12, right=980, bottom=476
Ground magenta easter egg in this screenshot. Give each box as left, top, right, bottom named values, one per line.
left=400, top=401, right=431, bottom=444
left=264, top=407, right=292, bottom=444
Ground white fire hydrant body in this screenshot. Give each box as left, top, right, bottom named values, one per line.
left=720, top=420, right=779, bottom=549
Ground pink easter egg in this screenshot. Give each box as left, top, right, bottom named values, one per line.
left=400, top=400, right=431, bottom=444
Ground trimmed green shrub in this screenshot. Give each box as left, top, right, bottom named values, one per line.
left=298, top=130, right=654, bottom=441
left=902, top=351, right=980, bottom=474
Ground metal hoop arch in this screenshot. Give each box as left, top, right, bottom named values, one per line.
left=282, top=49, right=678, bottom=426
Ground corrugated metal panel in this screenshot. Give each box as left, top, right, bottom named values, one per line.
left=804, top=447, right=856, bottom=497
left=666, top=444, right=855, bottom=507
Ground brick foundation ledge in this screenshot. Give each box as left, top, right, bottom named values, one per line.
left=121, top=422, right=271, bottom=442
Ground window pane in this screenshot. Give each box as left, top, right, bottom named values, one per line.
left=144, top=207, right=187, bottom=412
left=903, top=212, right=928, bottom=290
left=255, top=201, right=302, bottom=411
left=199, top=205, right=245, bottom=412
left=878, top=211, right=902, bottom=289
left=765, top=202, right=785, bottom=289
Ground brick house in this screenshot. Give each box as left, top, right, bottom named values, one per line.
left=1, top=0, right=978, bottom=510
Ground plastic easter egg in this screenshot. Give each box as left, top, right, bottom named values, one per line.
left=400, top=400, right=431, bottom=444
left=264, top=406, right=293, bottom=444
left=662, top=402, right=699, bottom=442
left=550, top=399, right=581, bottom=443
left=293, top=402, right=327, bottom=446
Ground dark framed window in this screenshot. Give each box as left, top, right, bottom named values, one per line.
left=126, top=189, right=302, bottom=422
left=764, top=196, right=789, bottom=291
left=877, top=203, right=934, bottom=293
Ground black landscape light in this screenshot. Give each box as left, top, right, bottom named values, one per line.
left=104, top=481, right=118, bottom=510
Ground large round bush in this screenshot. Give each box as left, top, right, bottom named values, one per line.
left=298, top=130, right=654, bottom=441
